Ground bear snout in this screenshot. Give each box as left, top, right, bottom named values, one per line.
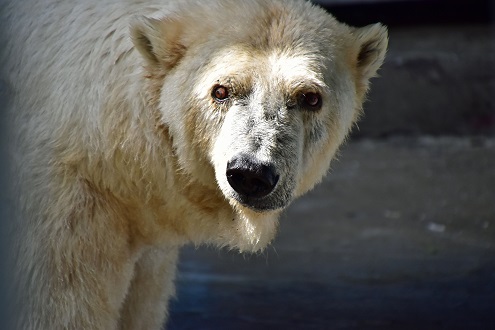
left=226, top=155, right=279, bottom=199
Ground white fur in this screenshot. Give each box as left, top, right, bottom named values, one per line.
left=2, top=0, right=387, bottom=328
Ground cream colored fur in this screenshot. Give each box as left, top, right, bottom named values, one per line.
left=2, top=0, right=387, bottom=328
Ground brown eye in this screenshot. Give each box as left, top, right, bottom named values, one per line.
left=302, top=92, right=322, bottom=110
left=212, top=85, right=229, bottom=101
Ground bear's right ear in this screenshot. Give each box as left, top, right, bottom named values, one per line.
left=351, top=23, right=388, bottom=97
left=130, top=16, right=186, bottom=69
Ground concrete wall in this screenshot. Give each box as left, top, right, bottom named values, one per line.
left=355, top=24, right=495, bottom=137
left=314, top=0, right=495, bottom=137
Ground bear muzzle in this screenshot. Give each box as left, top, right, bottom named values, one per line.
left=226, top=154, right=279, bottom=201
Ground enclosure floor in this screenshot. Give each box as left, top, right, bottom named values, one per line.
left=168, top=137, right=495, bottom=330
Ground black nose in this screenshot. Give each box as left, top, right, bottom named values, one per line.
left=226, top=155, right=279, bottom=199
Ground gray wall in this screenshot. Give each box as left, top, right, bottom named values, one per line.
left=355, top=24, right=495, bottom=138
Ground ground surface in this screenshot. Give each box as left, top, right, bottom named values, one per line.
left=168, top=137, right=495, bottom=330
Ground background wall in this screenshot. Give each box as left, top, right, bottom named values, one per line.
left=318, top=0, right=495, bottom=137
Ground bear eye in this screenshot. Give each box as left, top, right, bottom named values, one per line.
left=301, top=92, right=322, bottom=110
left=212, top=85, right=229, bottom=102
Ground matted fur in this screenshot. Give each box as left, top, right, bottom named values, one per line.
left=2, top=0, right=387, bottom=328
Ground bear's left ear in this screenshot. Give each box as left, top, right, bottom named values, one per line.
left=130, top=15, right=186, bottom=70
left=352, top=23, right=388, bottom=94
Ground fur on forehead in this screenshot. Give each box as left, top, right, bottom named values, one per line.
left=131, top=0, right=388, bottom=101
left=131, top=0, right=345, bottom=68
left=192, top=45, right=329, bottom=100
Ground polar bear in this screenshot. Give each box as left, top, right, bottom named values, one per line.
left=2, top=0, right=387, bottom=328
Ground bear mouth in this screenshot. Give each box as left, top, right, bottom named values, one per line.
left=229, top=191, right=288, bottom=212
